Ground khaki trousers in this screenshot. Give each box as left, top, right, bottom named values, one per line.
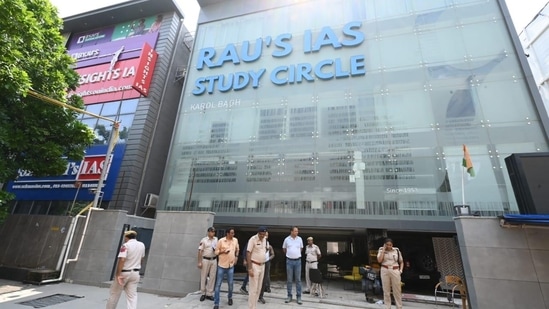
left=247, top=263, right=265, bottom=309
left=105, top=271, right=140, bottom=309
left=200, top=258, right=217, bottom=296
left=305, top=261, right=318, bottom=291
left=380, top=267, right=402, bottom=309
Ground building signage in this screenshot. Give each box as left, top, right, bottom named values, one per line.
left=67, top=14, right=163, bottom=49
left=132, top=43, right=158, bottom=96
left=192, top=21, right=366, bottom=96
left=70, top=58, right=142, bottom=104
left=68, top=32, right=159, bottom=69
left=68, top=26, right=115, bottom=49
left=6, top=145, right=125, bottom=201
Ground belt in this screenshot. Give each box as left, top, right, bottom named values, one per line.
left=203, top=256, right=217, bottom=260
left=251, top=260, right=264, bottom=266
left=287, top=257, right=301, bottom=261
left=121, top=268, right=140, bottom=272
left=382, top=265, right=399, bottom=270
left=306, top=261, right=318, bottom=263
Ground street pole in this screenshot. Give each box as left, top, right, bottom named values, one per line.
left=26, top=89, right=120, bottom=210
left=68, top=181, right=82, bottom=215
left=92, top=122, right=119, bottom=209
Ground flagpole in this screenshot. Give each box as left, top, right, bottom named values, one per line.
left=461, top=165, right=465, bottom=205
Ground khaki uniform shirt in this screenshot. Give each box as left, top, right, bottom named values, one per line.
left=198, top=236, right=218, bottom=258
left=305, top=244, right=321, bottom=262
left=247, top=234, right=267, bottom=264
left=378, top=247, right=403, bottom=267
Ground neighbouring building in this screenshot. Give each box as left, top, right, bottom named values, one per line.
left=6, top=0, right=192, bottom=218
left=520, top=2, right=549, bottom=116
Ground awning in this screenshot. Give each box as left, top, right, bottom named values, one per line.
left=501, top=214, right=549, bottom=225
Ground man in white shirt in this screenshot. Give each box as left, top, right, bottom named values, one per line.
left=282, top=226, right=304, bottom=304
left=106, top=230, right=145, bottom=309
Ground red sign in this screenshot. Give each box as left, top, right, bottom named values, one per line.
left=132, top=43, right=158, bottom=96
left=75, top=154, right=112, bottom=181
left=70, top=58, right=142, bottom=104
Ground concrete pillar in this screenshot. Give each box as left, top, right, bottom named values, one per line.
left=141, top=211, right=215, bottom=296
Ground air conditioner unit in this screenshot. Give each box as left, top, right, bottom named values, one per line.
left=144, top=193, right=159, bottom=208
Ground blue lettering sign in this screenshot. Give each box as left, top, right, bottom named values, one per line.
left=272, top=33, right=293, bottom=58
left=192, top=69, right=267, bottom=95
left=192, top=21, right=366, bottom=95
left=341, top=21, right=364, bottom=47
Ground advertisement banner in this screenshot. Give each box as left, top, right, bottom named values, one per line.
left=132, top=43, right=158, bottom=97
left=67, top=13, right=163, bottom=49
left=68, top=32, right=159, bottom=69
left=70, top=58, right=142, bottom=104
left=111, top=14, right=164, bottom=41
left=68, top=26, right=115, bottom=49
left=6, top=144, right=126, bottom=201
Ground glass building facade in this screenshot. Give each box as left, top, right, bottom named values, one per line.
left=159, top=0, right=549, bottom=231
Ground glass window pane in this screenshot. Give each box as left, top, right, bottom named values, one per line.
left=81, top=118, right=98, bottom=130
left=120, top=99, right=139, bottom=114
left=117, top=114, right=135, bottom=143
left=13, top=201, right=32, bottom=214
left=85, top=103, right=102, bottom=115
left=101, top=101, right=120, bottom=116
left=94, top=119, right=113, bottom=145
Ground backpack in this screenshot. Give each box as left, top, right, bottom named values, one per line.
left=366, top=269, right=376, bottom=281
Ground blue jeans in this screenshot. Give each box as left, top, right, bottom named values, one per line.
left=286, top=258, right=302, bottom=297
left=214, top=266, right=234, bottom=305
left=242, top=273, right=249, bottom=289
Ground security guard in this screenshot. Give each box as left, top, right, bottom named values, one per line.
left=106, top=230, right=146, bottom=309
left=304, top=236, right=321, bottom=294
left=197, top=226, right=218, bottom=301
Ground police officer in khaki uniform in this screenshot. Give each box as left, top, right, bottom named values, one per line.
left=246, top=226, right=267, bottom=309
left=106, top=230, right=146, bottom=309
left=377, top=238, right=404, bottom=309
left=304, top=236, right=321, bottom=294
left=198, top=226, right=218, bottom=301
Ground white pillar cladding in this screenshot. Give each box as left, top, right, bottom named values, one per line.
left=353, top=150, right=366, bottom=209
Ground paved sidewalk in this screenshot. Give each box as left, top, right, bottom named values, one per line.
left=0, top=278, right=454, bottom=309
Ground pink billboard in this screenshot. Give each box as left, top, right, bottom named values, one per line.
left=70, top=44, right=159, bottom=104
left=71, top=58, right=142, bottom=104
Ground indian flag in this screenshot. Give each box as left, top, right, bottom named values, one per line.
left=462, top=144, right=475, bottom=177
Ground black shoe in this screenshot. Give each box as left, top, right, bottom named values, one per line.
left=200, top=295, right=206, bottom=301
left=265, top=288, right=271, bottom=293
left=366, top=297, right=375, bottom=304
left=228, top=299, right=233, bottom=306
left=258, top=297, right=266, bottom=304
left=213, top=306, right=219, bottom=309
left=206, top=296, right=214, bottom=301
left=240, top=287, right=248, bottom=295
left=303, top=290, right=310, bottom=294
